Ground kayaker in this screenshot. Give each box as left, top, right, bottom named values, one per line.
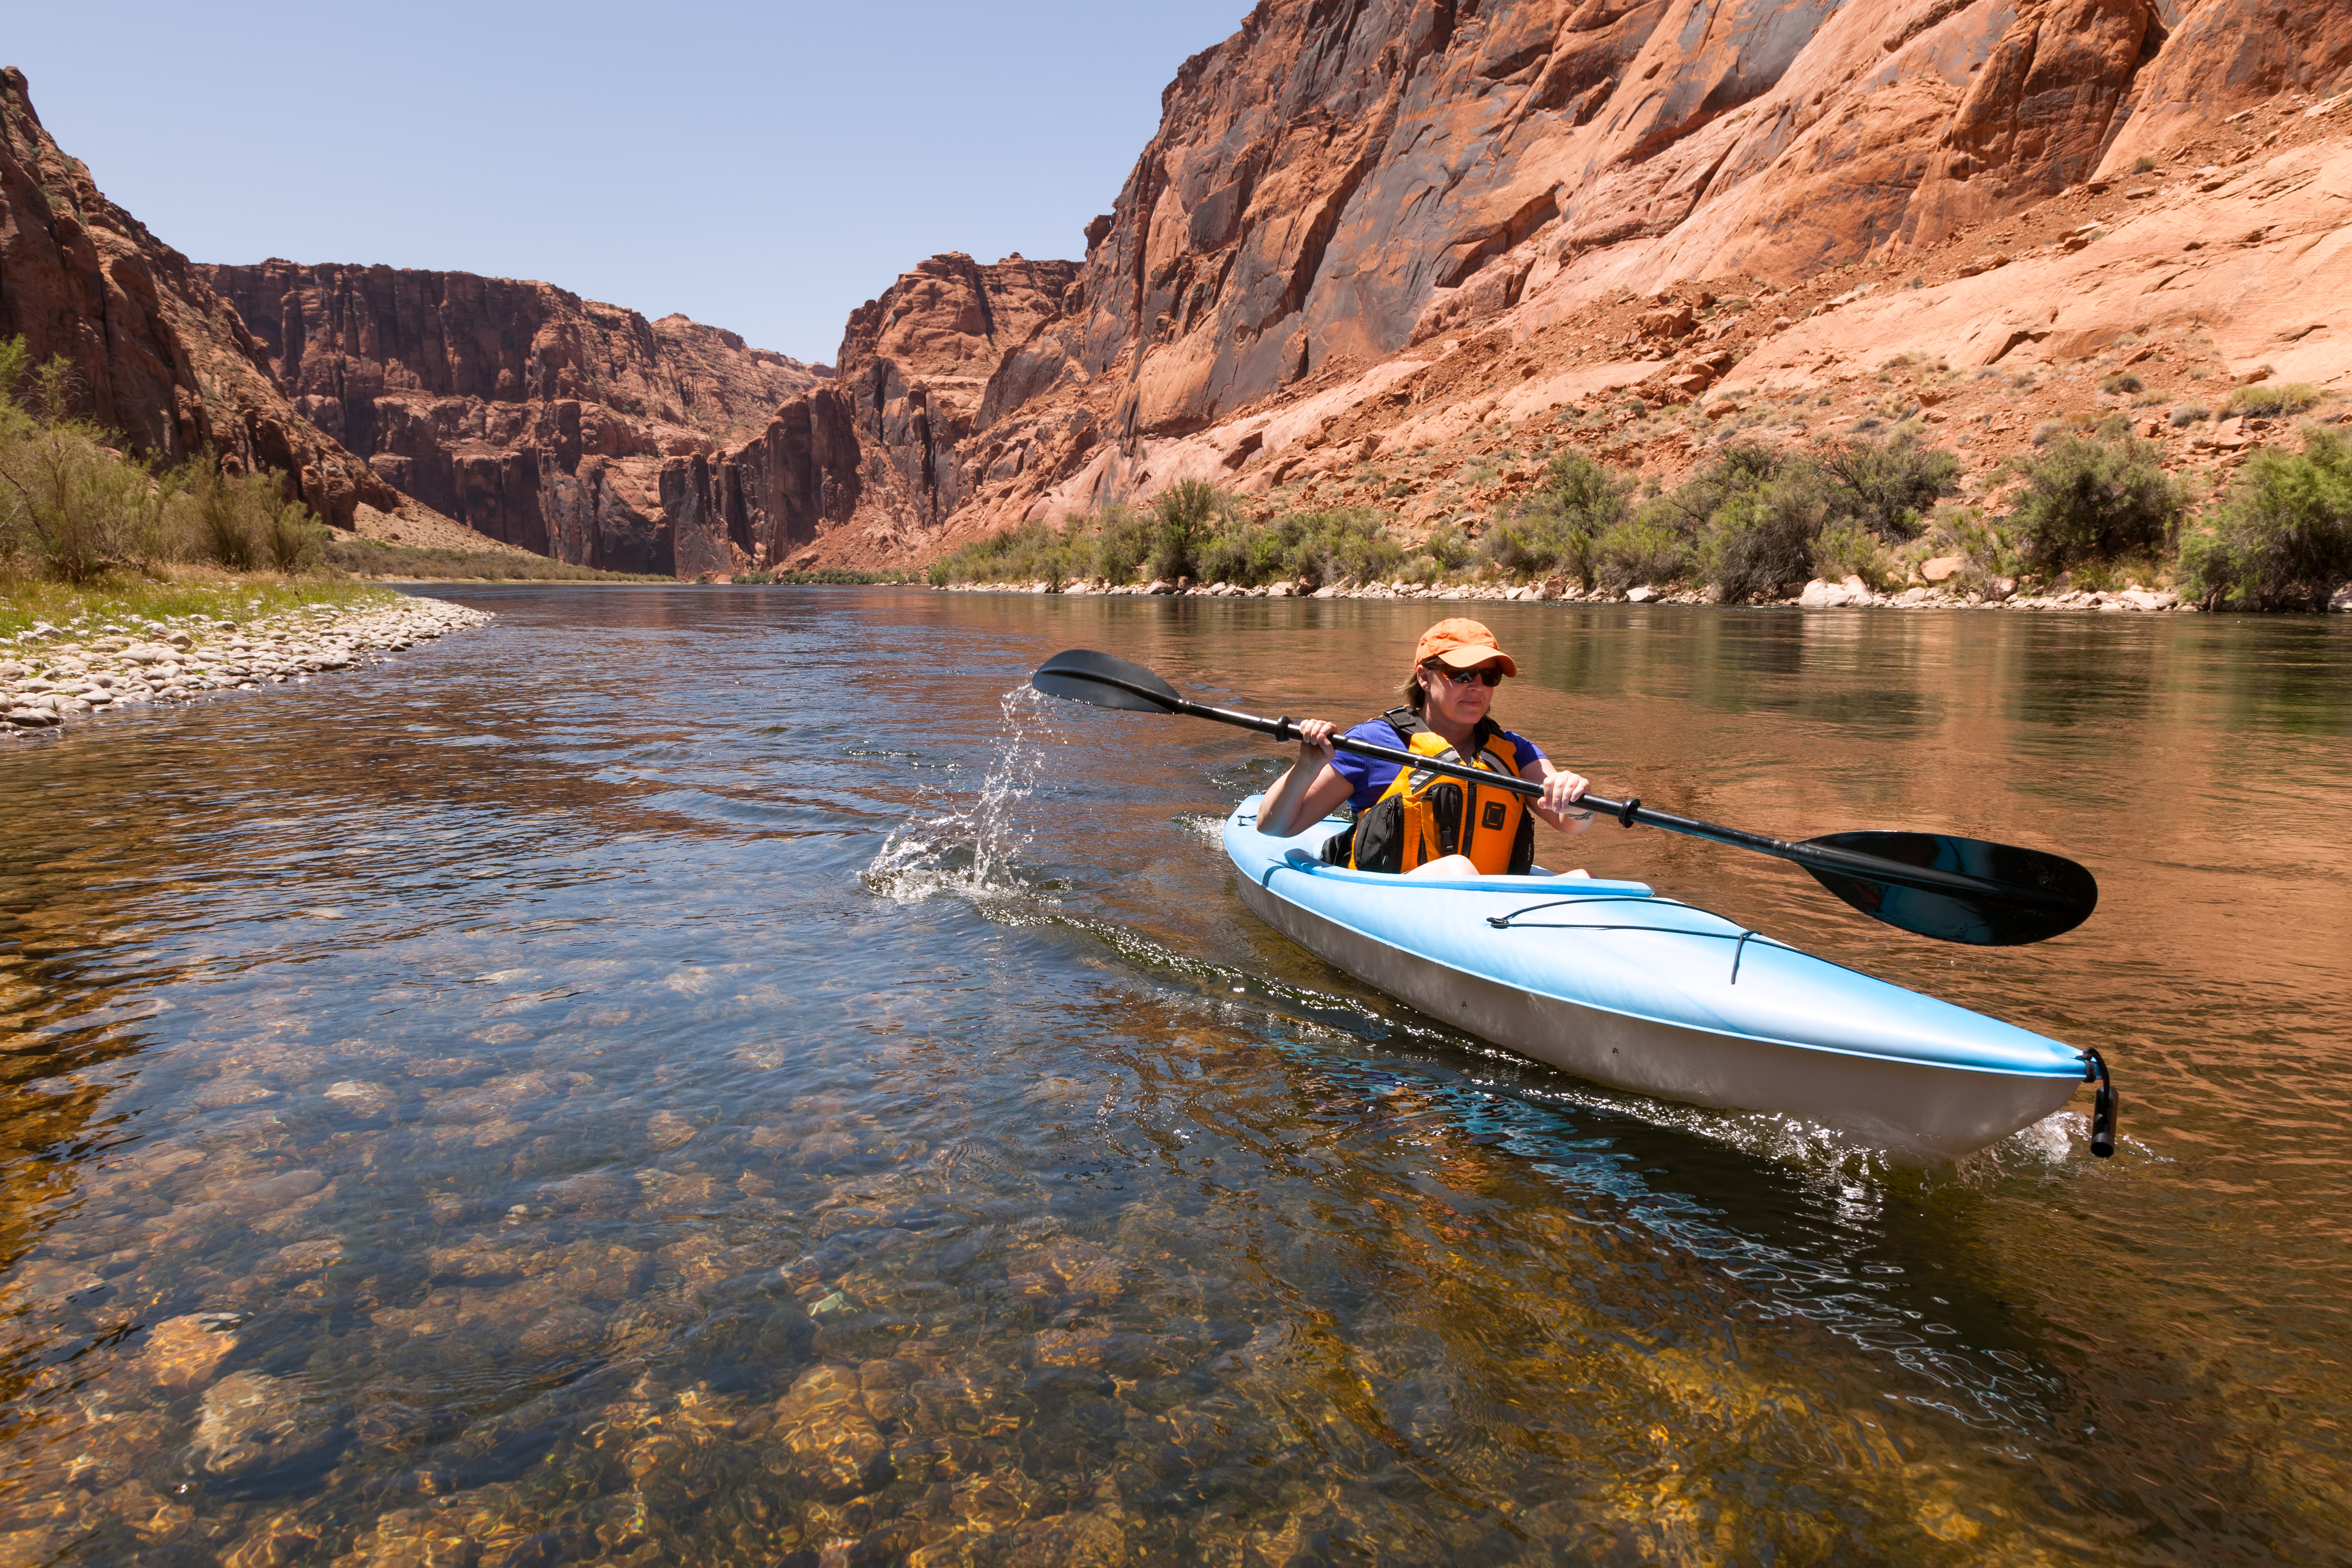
left=1256, top=618, right=1592, bottom=877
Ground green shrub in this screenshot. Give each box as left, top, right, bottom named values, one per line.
left=1597, top=510, right=1693, bottom=591
left=1700, top=473, right=1822, bottom=602
left=1478, top=451, right=1633, bottom=587
left=1146, top=479, right=1226, bottom=581
left=1090, top=505, right=1152, bottom=584
left=2170, top=404, right=2209, bottom=428
left=1911, top=505, right=2021, bottom=593
left=2225, top=382, right=2321, bottom=420
left=2180, top=427, right=2352, bottom=611
left=2007, top=433, right=2185, bottom=571
left=927, top=495, right=1403, bottom=592
left=1811, top=431, right=1959, bottom=541
left=925, top=516, right=1082, bottom=586
left=1400, top=524, right=1473, bottom=584
left=2102, top=373, right=2144, bottom=396
left=1811, top=519, right=1900, bottom=590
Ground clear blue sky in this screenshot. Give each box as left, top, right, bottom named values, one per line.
left=9, top=1, right=1247, bottom=364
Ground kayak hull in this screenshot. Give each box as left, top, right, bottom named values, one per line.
left=1224, top=797, right=2086, bottom=1163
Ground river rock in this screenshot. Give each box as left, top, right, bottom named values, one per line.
left=188, top=1371, right=345, bottom=1483
left=324, top=1080, right=397, bottom=1119
left=777, top=1363, right=891, bottom=1499
left=132, top=1313, right=243, bottom=1393
left=1799, top=579, right=1856, bottom=608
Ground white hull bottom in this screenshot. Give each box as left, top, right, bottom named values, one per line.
left=1237, top=878, right=2081, bottom=1164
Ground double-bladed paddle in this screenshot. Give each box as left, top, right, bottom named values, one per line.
left=1030, top=647, right=2098, bottom=947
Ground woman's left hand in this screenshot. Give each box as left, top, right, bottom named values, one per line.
left=1541, top=768, right=1590, bottom=815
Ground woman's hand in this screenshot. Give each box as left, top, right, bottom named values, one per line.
left=1541, top=767, right=1590, bottom=815
left=1526, top=761, right=1594, bottom=833
left=1258, top=719, right=1352, bottom=839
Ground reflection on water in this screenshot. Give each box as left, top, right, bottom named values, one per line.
left=2, top=588, right=2347, bottom=1565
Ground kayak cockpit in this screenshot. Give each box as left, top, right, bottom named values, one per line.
left=1231, top=800, right=1658, bottom=899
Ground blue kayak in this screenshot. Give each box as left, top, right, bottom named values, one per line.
left=1224, top=795, right=2093, bottom=1163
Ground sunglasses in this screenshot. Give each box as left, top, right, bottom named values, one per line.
left=1428, top=664, right=1505, bottom=687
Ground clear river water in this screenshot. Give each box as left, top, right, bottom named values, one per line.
left=2, top=585, right=2348, bottom=1566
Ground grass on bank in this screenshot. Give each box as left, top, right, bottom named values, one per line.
left=931, top=410, right=2352, bottom=610
left=324, top=535, right=670, bottom=582
left=0, top=573, right=396, bottom=644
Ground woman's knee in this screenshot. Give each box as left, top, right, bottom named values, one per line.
left=1402, top=854, right=1482, bottom=880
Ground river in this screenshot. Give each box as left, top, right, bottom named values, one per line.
left=2, top=585, right=2347, bottom=1565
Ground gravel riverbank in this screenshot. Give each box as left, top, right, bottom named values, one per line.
left=2, top=594, right=489, bottom=738
left=934, top=572, right=2227, bottom=611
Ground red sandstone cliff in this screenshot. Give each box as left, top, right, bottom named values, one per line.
left=660, top=253, right=1078, bottom=574
left=0, top=68, right=396, bottom=526
left=199, top=261, right=826, bottom=574
left=817, top=0, right=2352, bottom=562
left=11, top=0, right=2348, bottom=578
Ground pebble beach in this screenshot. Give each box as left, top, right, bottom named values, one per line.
left=2, top=594, right=491, bottom=738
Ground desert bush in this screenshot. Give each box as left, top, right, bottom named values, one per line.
left=2179, top=427, right=2352, bottom=611
left=1811, top=519, right=1901, bottom=590
left=2170, top=404, right=2210, bottom=428
left=2102, top=373, right=2144, bottom=396
left=1089, top=506, right=1153, bottom=584
left=2006, top=433, right=2186, bottom=572
left=0, top=343, right=174, bottom=583
left=174, top=461, right=327, bottom=573
left=1145, top=479, right=1227, bottom=581
left=1478, top=452, right=1633, bottom=587
left=1400, top=524, right=1473, bottom=584
left=2225, top=382, right=2321, bottom=420
left=1811, top=430, right=1959, bottom=541
left=1911, top=505, right=2022, bottom=593
left=1597, top=510, right=1694, bottom=591
left=926, top=516, right=1083, bottom=586
left=1700, top=472, right=1822, bottom=602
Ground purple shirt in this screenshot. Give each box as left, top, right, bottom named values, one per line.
left=1330, top=717, right=1545, bottom=811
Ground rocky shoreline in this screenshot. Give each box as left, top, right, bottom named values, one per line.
left=933, top=574, right=2265, bottom=613
left=2, top=594, right=491, bottom=738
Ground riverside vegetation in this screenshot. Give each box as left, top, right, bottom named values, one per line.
left=933, top=412, right=2352, bottom=614
left=0, top=338, right=492, bottom=736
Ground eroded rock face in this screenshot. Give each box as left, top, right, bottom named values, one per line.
left=662, top=253, right=1078, bottom=569
left=852, top=0, right=2352, bottom=562
left=199, top=260, right=827, bottom=574
left=0, top=69, right=397, bottom=526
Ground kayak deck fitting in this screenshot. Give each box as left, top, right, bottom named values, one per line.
left=1223, top=795, right=2097, bottom=1164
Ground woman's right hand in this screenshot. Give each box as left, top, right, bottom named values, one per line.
left=1295, top=718, right=1336, bottom=760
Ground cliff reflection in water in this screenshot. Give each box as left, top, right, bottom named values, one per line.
left=1, top=586, right=2347, bottom=1566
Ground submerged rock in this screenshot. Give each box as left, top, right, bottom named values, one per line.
left=187, top=1371, right=345, bottom=1484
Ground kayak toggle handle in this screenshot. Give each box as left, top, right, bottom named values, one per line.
left=1616, top=797, right=1641, bottom=827
left=2082, top=1048, right=2116, bottom=1158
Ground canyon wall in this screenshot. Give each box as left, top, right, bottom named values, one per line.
left=9, top=0, right=2347, bottom=576
left=660, top=253, right=1079, bottom=573
left=0, top=69, right=396, bottom=526
left=851, top=0, right=2352, bottom=557
left=200, top=261, right=826, bottom=574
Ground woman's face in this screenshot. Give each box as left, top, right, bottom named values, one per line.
left=1420, top=661, right=1502, bottom=727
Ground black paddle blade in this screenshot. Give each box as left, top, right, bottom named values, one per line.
left=1031, top=648, right=1184, bottom=713
left=1801, top=831, right=2098, bottom=946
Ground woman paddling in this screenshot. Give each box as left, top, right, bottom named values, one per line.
left=1256, top=618, right=1593, bottom=877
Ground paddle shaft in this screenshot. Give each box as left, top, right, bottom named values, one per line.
left=1089, top=673, right=2069, bottom=911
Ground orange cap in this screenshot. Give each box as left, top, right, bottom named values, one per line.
left=1414, top=618, right=1518, bottom=677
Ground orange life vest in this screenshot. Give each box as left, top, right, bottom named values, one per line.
left=1339, top=708, right=1535, bottom=876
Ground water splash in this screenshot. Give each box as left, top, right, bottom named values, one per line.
left=864, top=685, right=1054, bottom=902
